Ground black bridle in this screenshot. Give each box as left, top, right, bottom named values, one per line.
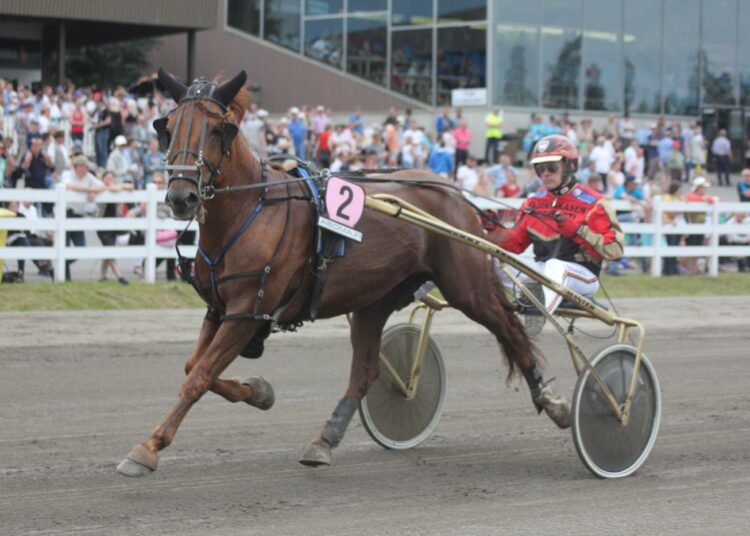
left=157, top=78, right=237, bottom=202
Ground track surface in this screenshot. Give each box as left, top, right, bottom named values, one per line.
left=1, top=296, right=749, bottom=535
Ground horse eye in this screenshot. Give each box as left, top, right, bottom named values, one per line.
left=210, top=126, right=223, bottom=137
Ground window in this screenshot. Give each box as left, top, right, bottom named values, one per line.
left=227, top=0, right=261, bottom=36
left=305, top=0, right=343, bottom=16
left=662, top=42, right=700, bottom=115
left=348, top=0, right=386, bottom=13
left=391, top=29, right=433, bottom=103
left=582, top=0, right=620, bottom=33
left=392, top=0, right=433, bottom=26
left=741, top=0, right=750, bottom=43
left=740, top=54, right=750, bottom=106
left=664, top=0, right=699, bottom=43
left=541, top=28, right=581, bottom=109
left=542, top=0, right=582, bottom=29
left=347, top=15, right=387, bottom=85
left=624, top=38, right=661, bottom=114
left=582, top=31, right=621, bottom=111
left=436, top=25, right=486, bottom=106
left=702, top=44, right=736, bottom=105
left=437, top=0, right=486, bottom=23
left=494, top=0, right=539, bottom=25
left=304, top=18, right=344, bottom=69
left=264, top=0, right=301, bottom=51
left=702, top=0, right=736, bottom=45
left=623, top=0, right=660, bottom=38
left=494, top=25, right=539, bottom=106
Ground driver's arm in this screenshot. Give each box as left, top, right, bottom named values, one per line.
left=575, top=200, right=624, bottom=260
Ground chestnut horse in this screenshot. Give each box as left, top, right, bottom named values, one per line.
left=116, top=69, right=570, bottom=477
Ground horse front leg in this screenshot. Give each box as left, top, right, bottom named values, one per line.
left=116, top=318, right=263, bottom=477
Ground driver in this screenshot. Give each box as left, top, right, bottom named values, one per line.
left=493, top=134, right=624, bottom=334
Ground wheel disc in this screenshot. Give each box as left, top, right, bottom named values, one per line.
left=359, top=324, right=446, bottom=450
left=572, top=344, right=661, bottom=478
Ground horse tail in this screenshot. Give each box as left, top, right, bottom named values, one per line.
left=487, top=258, right=545, bottom=384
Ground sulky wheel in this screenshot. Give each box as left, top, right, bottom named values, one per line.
left=359, top=323, right=446, bottom=450
left=572, top=343, right=661, bottom=479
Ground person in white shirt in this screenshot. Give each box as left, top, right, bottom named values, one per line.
left=106, top=135, right=138, bottom=184
left=456, top=155, right=479, bottom=191
left=617, top=113, right=636, bottom=143
left=589, top=136, right=614, bottom=175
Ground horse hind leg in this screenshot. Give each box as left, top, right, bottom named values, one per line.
left=299, top=279, right=420, bottom=467
left=436, top=255, right=570, bottom=429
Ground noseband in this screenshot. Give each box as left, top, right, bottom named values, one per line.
left=162, top=78, right=234, bottom=201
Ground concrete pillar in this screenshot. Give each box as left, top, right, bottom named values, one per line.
left=187, top=30, right=196, bottom=82
left=58, top=21, right=66, bottom=86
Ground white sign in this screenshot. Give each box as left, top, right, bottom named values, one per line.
left=451, top=88, right=487, bottom=107
left=318, top=216, right=364, bottom=243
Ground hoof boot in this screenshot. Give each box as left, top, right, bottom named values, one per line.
left=534, top=387, right=571, bottom=429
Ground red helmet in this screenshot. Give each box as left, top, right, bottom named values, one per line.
left=529, top=135, right=579, bottom=173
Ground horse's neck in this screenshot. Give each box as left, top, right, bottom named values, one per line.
left=201, top=139, right=263, bottom=234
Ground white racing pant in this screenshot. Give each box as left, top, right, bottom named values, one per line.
left=497, top=257, right=599, bottom=315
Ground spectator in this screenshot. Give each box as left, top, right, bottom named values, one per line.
left=435, top=107, right=454, bottom=137
left=96, top=170, right=132, bottom=285
left=711, top=128, right=733, bottom=187
left=142, top=138, right=164, bottom=186
left=745, top=138, right=750, bottom=169
left=691, top=125, right=706, bottom=179
left=685, top=176, right=717, bottom=274
left=0, top=139, right=16, bottom=187
left=287, top=107, right=307, bottom=160
left=722, top=212, right=750, bottom=272
left=313, top=123, right=333, bottom=168
left=606, top=160, right=625, bottom=193
left=20, top=137, right=53, bottom=190
left=456, top=155, right=479, bottom=191
left=2, top=200, right=54, bottom=282
left=453, top=120, right=471, bottom=173
left=738, top=168, right=750, bottom=202
left=106, top=135, right=138, bottom=185
left=662, top=181, right=685, bottom=276
left=668, top=140, right=685, bottom=183
left=496, top=169, right=521, bottom=198
left=60, top=155, right=103, bottom=281
left=93, top=99, right=111, bottom=167
left=240, top=107, right=266, bottom=157
left=427, top=139, right=453, bottom=179
left=69, top=99, right=87, bottom=142
left=585, top=173, right=606, bottom=195
left=484, top=108, right=503, bottom=164
left=618, top=113, right=635, bottom=146
left=590, top=136, right=614, bottom=178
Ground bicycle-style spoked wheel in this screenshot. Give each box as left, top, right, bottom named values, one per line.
left=572, top=343, right=661, bottom=478
left=359, top=324, right=446, bottom=450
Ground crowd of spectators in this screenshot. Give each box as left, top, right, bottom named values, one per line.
left=1, top=75, right=748, bottom=282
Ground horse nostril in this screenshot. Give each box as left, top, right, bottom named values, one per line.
left=186, top=192, right=200, bottom=206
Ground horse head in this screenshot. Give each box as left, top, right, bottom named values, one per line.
left=155, top=68, right=248, bottom=220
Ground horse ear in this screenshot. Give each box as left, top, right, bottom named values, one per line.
left=214, top=71, right=247, bottom=107
left=153, top=117, right=170, bottom=151
left=157, top=68, right=187, bottom=102
left=222, top=123, right=239, bottom=152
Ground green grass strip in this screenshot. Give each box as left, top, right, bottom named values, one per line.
left=0, top=274, right=747, bottom=312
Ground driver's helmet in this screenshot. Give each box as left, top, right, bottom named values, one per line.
left=529, top=134, right=579, bottom=174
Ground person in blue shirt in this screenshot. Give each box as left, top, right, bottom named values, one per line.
left=287, top=107, right=307, bottom=160
left=738, top=168, right=750, bottom=202
left=435, top=108, right=455, bottom=137
left=658, top=131, right=674, bottom=169
left=427, top=140, right=453, bottom=178
left=348, top=106, right=363, bottom=136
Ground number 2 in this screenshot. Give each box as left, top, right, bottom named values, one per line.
left=336, top=185, right=353, bottom=221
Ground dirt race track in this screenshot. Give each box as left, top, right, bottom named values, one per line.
left=1, top=296, right=749, bottom=535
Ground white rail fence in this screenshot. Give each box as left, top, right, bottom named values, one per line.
left=0, top=184, right=198, bottom=283
left=1, top=186, right=749, bottom=282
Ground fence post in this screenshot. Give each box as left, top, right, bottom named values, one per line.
left=650, top=196, right=663, bottom=277
left=144, top=184, right=158, bottom=283
left=54, top=183, right=67, bottom=283
left=708, top=201, right=720, bottom=277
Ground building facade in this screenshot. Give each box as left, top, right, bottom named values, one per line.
left=217, top=0, right=750, bottom=116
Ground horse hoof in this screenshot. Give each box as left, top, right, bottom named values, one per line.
left=116, top=444, right=158, bottom=477
left=299, top=438, right=332, bottom=467
left=534, top=387, right=571, bottom=429
left=242, top=376, right=275, bottom=410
